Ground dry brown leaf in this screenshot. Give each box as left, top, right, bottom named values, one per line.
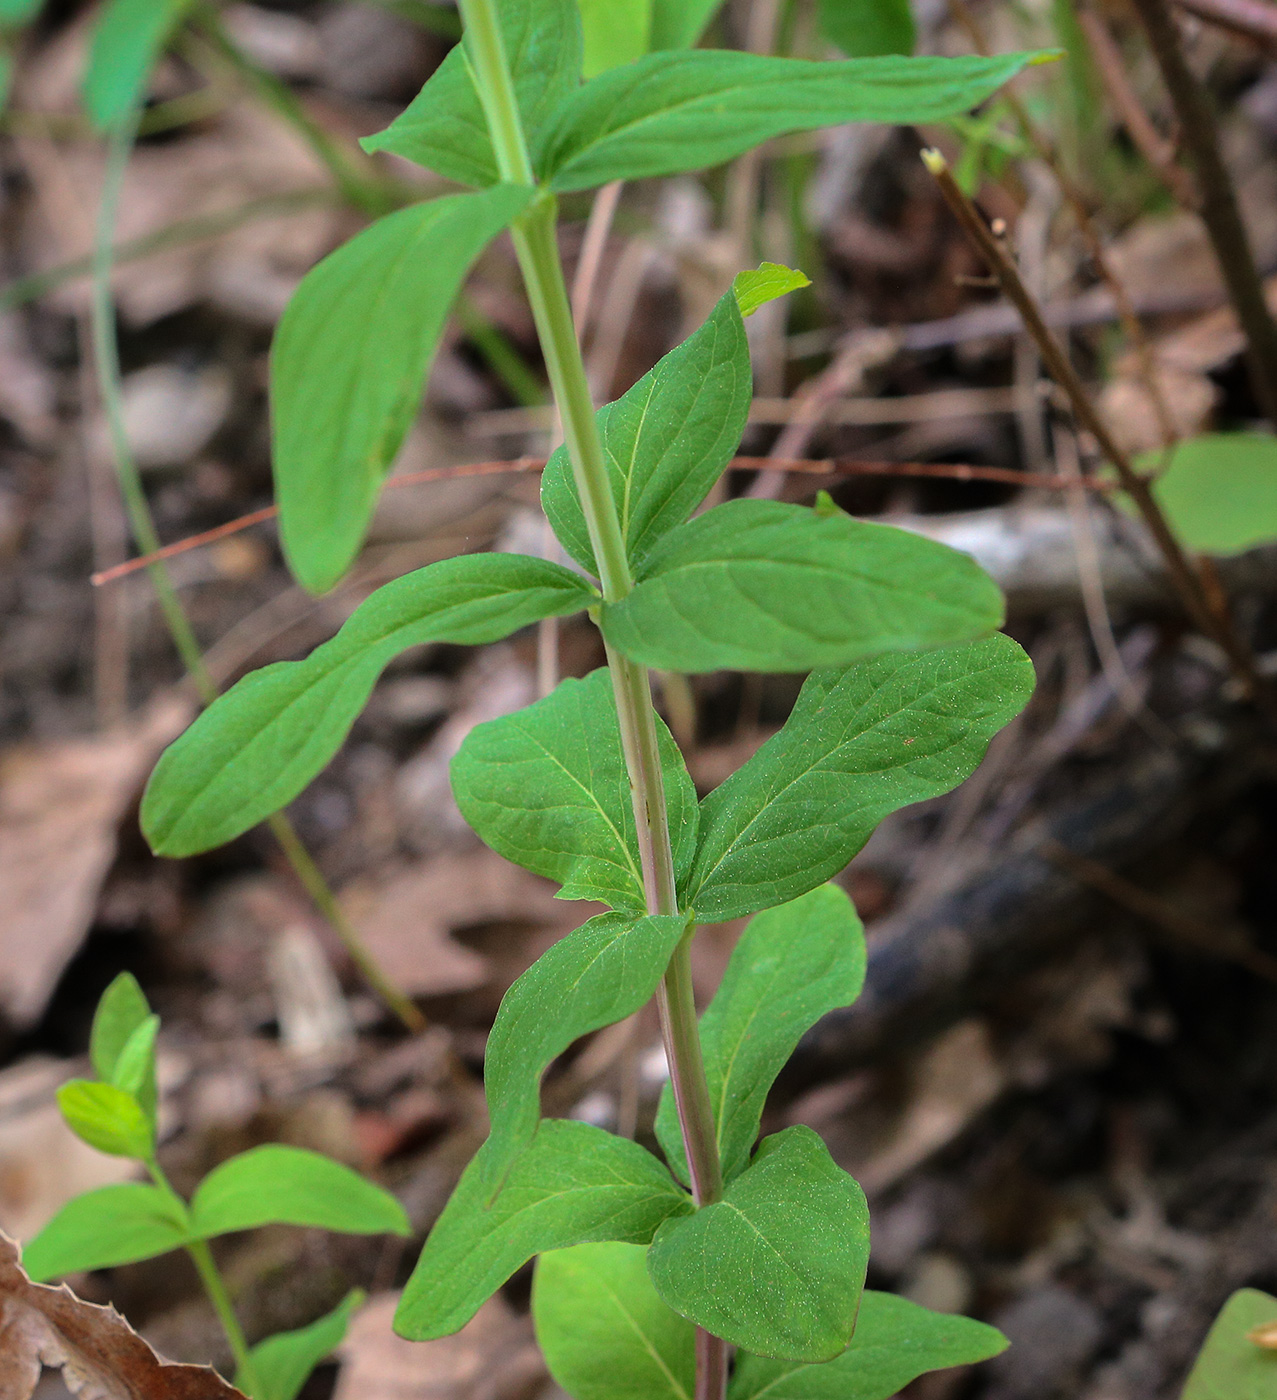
left=0, top=698, right=192, bottom=1030
left=0, top=1233, right=242, bottom=1400
left=333, top=1293, right=544, bottom=1400
left=1248, top=1317, right=1277, bottom=1350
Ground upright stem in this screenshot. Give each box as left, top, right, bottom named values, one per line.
left=1128, top=0, right=1277, bottom=428
left=457, top=2, right=727, bottom=1391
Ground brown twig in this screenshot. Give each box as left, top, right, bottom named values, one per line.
left=90, top=456, right=1117, bottom=587
left=1128, top=0, right=1277, bottom=426
left=923, top=148, right=1276, bottom=717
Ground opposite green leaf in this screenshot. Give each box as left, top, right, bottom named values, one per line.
left=90, top=973, right=152, bottom=1084
left=57, top=1081, right=154, bottom=1160
left=648, top=1126, right=869, bottom=1362
left=729, top=1291, right=1008, bottom=1400
left=580, top=0, right=651, bottom=77
left=819, top=0, right=916, bottom=58
left=600, top=499, right=1006, bottom=674
left=482, top=912, right=688, bottom=1191
left=684, top=633, right=1035, bottom=923
left=542, top=289, right=753, bottom=577
left=362, top=0, right=582, bottom=185
left=1127, top=433, right=1277, bottom=556
left=110, top=1015, right=160, bottom=1126
left=451, top=667, right=698, bottom=910
left=733, top=262, right=811, bottom=319
left=142, top=553, right=596, bottom=857
left=21, top=1184, right=189, bottom=1281
left=189, top=1146, right=409, bottom=1239
left=1182, top=1289, right=1277, bottom=1400
left=271, top=185, right=534, bottom=594
left=534, top=1242, right=695, bottom=1400
left=657, top=885, right=865, bottom=1184
left=540, top=49, right=1043, bottom=191
left=237, top=1290, right=365, bottom=1400
left=395, top=1119, right=691, bottom=1341
left=649, top=0, right=723, bottom=50
left=82, top=0, right=192, bottom=131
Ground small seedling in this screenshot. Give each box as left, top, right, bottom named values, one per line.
left=24, top=974, right=411, bottom=1400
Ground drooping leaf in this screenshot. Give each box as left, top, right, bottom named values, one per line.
left=89, top=973, right=152, bottom=1085
left=271, top=186, right=534, bottom=594
left=648, top=0, right=723, bottom=50
left=540, top=49, right=1045, bottom=192
left=451, top=668, right=698, bottom=910
left=534, top=1242, right=695, bottom=1400
left=142, top=553, right=596, bottom=857
left=394, top=1120, right=691, bottom=1341
left=1125, top=433, right=1277, bottom=557
left=189, top=1146, right=409, bottom=1240
left=82, top=0, right=192, bottom=131
left=656, top=885, right=865, bottom=1184
left=361, top=0, right=582, bottom=185
left=109, top=1015, right=160, bottom=1126
left=56, top=1082, right=153, bottom=1161
left=1182, top=1289, right=1277, bottom=1400
left=580, top=0, right=651, bottom=77
left=237, top=1290, right=364, bottom=1400
left=600, top=499, right=1006, bottom=674
left=818, top=0, right=916, bottom=58
left=541, top=289, right=753, bottom=576
left=21, top=1185, right=189, bottom=1282
left=482, top=912, right=688, bottom=1190
left=733, top=262, right=810, bottom=318
left=729, top=1291, right=1008, bottom=1400
left=648, top=1126, right=869, bottom=1362
left=684, top=633, right=1034, bottom=923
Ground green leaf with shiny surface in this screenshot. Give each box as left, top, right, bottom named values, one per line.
left=541, top=290, right=752, bottom=576
left=818, top=0, right=915, bottom=57
left=362, top=0, right=582, bottom=185
left=142, top=553, right=596, bottom=857
left=238, top=1290, right=365, bottom=1400
left=82, top=0, right=192, bottom=130
left=189, top=1146, right=409, bottom=1239
left=648, top=1126, right=869, bottom=1361
left=684, top=633, right=1035, bottom=923
left=1182, top=1289, right=1277, bottom=1400
left=600, top=499, right=1005, bottom=674
left=56, top=1081, right=153, bottom=1160
left=21, top=1185, right=189, bottom=1281
left=657, top=885, right=865, bottom=1184
left=534, top=1242, right=695, bottom=1400
left=483, top=912, right=688, bottom=1189
left=541, top=49, right=1043, bottom=191
left=271, top=186, right=534, bottom=594
left=729, top=1291, right=1008, bottom=1399
left=451, top=668, right=698, bottom=910
left=395, top=1120, right=691, bottom=1341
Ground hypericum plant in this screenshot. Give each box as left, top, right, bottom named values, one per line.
left=133, top=2, right=1048, bottom=1396
left=23, top=974, right=410, bottom=1400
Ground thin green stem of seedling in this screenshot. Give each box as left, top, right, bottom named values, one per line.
left=92, top=116, right=424, bottom=1034
left=455, top=2, right=728, bottom=1392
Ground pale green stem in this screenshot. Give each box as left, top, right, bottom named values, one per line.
left=454, top=3, right=727, bottom=1393
left=92, top=117, right=423, bottom=1033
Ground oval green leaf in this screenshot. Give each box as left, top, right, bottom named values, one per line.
left=1182, top=1289, right=1277, bottom=1400
left=56, top=1081, right=153, bottom=1160
left=237, top=1289, right=365, bottom=1400
left=21, top=1184, right=189, bottom=1281
left=189, top=1145, right=409, bottom=1239
left=142, top=553, right=596, bottom=857
left=82, top=0, right=192, bottom=131
left=648, top=1126, right=869, bottom=1362
left=272, top=186, right=534, bottom=593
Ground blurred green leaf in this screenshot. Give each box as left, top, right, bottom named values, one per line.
left=90, top=973, right=152, bottom=1083
left=56, top=1080, right=153, bottom=1160
left=271, top=186, right=534, bottom=594
left=1182, top=1289, right=1277, bottom=1400
left=733, top=262, right=810, bottom=318
left=395, top=1120, right=691, bottom=1341
left=190, top=1146, right=410, bottom=1239
left=238, top=1290, right=365, bottom=1400
left=534, top=1242, right=695, bottom=1400
left=83, top=0, right=193, bottom=131
left=648, top=1126, right=869, bottom=1361
left=729, top=1291, right=1008, bottom=1399
left=818, top=0, right=915, bottom=58
left=649, top=0, right=725, bottom=50
left=580, top=0, right=651, bottom=76
left=21, top=1184, right=189, bottom=1280
left=110, top=1014, right=160, bottom=1125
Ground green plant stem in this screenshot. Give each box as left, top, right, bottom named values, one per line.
left=92, top=117, right=424, bottom=1034
left=145, top=1159, right=262, bottom=1395
left=455, top=2, right=726, bottom=1390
